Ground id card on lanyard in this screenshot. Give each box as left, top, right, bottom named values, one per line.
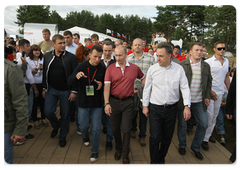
left=86, top=67, right=97, bottom=96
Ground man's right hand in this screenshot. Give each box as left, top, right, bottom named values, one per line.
left=142, top=106, right=149, bottom=117
left=105, top=104, right=112, bottom=116
left=76, top=71, right=87, bottom=80
left=210, top=90, right=217, bottom=101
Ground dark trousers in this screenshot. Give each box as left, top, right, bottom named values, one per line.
left=32, top=84, right=45, bottom=121
left=149, top=103, right=178, bottom=164
left=110, top=96, right=133, bottom=158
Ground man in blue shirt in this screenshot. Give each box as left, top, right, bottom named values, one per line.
left=63, top=30, right=78, bottom=55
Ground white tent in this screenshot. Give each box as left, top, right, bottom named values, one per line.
left=60, top=26, right=118, bottom=45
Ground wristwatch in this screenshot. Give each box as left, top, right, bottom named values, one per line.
left=104, top=103, right=110, bottom=107
left=185, top=105, right=190, bottom=108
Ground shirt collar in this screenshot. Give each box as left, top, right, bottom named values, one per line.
left=101, top=53, right=114, bottom=60
left=116, top=60, right=130, bottom=67
left=189, top=58, right=201, bottom=65
left=213, top=54, right=226, bottom=61
left=131, top=52, right=144, bottom=59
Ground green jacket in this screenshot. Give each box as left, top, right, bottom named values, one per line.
left=4, top=59, right=29, bottom=135
left=178, top=58, right=212, bottom=111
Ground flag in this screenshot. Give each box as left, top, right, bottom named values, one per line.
left=111, top=31, right=114, bottom=37
left=117, top=33, right=121, bottom=38
left=106, top=29, right=111, bottom=34
left=122, top=34, right=127, bottom=40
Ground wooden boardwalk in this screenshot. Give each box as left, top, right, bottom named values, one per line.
left=13, top=107, right=232, bottom=164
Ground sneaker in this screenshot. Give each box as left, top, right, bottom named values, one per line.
left=90, top=153, right=98, bottom=162
left=209, top=136, right=216, bottom=143
left=220, top=137, right=226, bottom=145
left=77, top=131, right=82, bottom=135
left=178, top=148, right=186, bottom=155
left=25, top=133, right=34, bottom=139
left=83, top=138, right=90, bottom=146
left=14, top=141, right=24, bottom=146
left=202, top=141, right=209, bottom=151
left=34, top=121, right=40, bottom=129
left=41, top=119, right=49, bottom=127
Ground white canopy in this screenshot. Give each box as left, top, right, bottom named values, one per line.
left=60, top=26, right=118, bottom=45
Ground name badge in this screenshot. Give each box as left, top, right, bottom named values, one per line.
left=86, top=85, right=94, bottom=96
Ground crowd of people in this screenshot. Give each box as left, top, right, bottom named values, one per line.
left=4, top=28, right=236, bottom=164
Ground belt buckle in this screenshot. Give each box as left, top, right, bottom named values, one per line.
left=163, top=104, right=168, bottom=108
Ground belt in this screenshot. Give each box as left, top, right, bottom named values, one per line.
left=110, top=95, right=132, bottom=101
left=151, top=102, right=177, bottom=108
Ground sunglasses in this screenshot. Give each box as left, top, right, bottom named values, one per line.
left=217, top=47, right=226, bottom=51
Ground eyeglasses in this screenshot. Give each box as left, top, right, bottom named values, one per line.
left=217, top=47, right=226, bottom=51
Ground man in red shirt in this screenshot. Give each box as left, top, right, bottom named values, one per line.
left=104, top=45, right=145, bottom=164
left=172, top=45, right=186, bottom=61
left=142, top=37, right=148, bottom=52
left=87, top=34, right=103, bottom=49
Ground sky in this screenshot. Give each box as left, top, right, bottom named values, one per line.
left=3, top=4, right=158, bottom=34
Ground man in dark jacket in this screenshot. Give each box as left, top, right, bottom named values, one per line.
left=42, top=34, right=78, bottom=147
left=177, top=42, right=212, bottom=160
left=4, top=59, right=29, bottom=163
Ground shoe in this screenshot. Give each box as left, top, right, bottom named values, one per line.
left=77, top=131, right=82, bottom=135
left=83, top=138, right=90, bottom=146
left=202, top=141, right=209, bottom=151
left=159, top=158, right=165, bottom=164
left=103, top=127, right=107, bottom=134
left=14, top=141, right=25, bottom=146
left=51, top=129, right=58, bottom=138
left=41, top=119, right=49, bottom=127
left=131, top=131, right=137, bottom=138
left=106, top=142, right=112, bottom=150
left=178, top=148, right=186, bottom=155
left=123, top=157, right=130, bottom=164
left=70, top=116, right=75, bottom=122
left=209, top=136, right=216, bottom=143
left=220, top=137, right=226, bottom=145
left=59, top=140, right=66, bottom=147
left=25, top=133, right=34, bottom=139
left=90, top=153, right=98, bottom=162
left=34, top=121, right=40, bottom=129
left=28, top=125, right=32, bottom=130
left=139, top=138, right=146, bottom=146
left=191, top=148, right=203, bottom=160
left=114, top=152, right=121, bottom=160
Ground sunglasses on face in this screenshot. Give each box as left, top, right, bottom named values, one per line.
left=217, top=47, right=226, bottom=51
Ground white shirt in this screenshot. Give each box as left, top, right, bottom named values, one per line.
left=205, top=55, right=229, bottom=95
left=143, top=62, right=191, bottom=107
left=65, top=43, right=78, bottom=55
left=28, top=58, right=44, bottom=84
left=101, top=53, right=115, bottom=67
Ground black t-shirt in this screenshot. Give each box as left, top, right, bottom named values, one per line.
left=69, top=60, right=106, bottom=108
left=48, top=53, right=68, bottom=91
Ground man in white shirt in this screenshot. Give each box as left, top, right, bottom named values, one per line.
left=142, top=43, right=191, bottom=164
left=63, top=31, right=78, bottom=55
left=202, top=41, right=230, bottom=150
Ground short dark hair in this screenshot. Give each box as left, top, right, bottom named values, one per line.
left=157, top=43, right=173, bottom=55
left=73, top=33, right=80, bottom=39
left=214, top=41, right=225, bottom=48
left=19, top=39, right=30, bottom=47
left=103, top=41, right=113, bottom=48
left=173, top=45, right=180, bottom=50
left=52, top=34, right=64, bottom=44
left=90, top=45, right=103, bottom=53
left=91, top=33, right=99, bottom=40
left=190, top=42, right=202, bottom=50
left=63, top=30, right=73, bottom=37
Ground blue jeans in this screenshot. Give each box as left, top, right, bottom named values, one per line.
left=178, top=102, right=208, bottom=152
left=102, top=108, right=114, bottom=142
left=44, top=86, right=70, bottom=140
left=4, top=131, right=14, bottom=164
left=78, top=107, right=102, bottom=153
left=131, top=107, right=147, bottom=138
left=216, top=105, right=226, bottom=135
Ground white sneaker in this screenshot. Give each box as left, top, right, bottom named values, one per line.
left=34, top=121, right=40, bottom=129
left=84, top=141, right=90, bottom=146
left=41, top=119, right=49, bottom=127
left=220, top=137, right=226, bottom=145
left=77, top=131, right=82, bottom=135
left=14, top=141, right=24, bottom=146
left=90, top=153, right=98, bottom=162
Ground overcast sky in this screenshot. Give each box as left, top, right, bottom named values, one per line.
left=4, top=4, right=158, bottom=34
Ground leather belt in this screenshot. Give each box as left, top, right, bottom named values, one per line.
left=110, top=95, right=132, bottom=101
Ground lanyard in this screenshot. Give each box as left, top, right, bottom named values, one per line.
left=87, top=67, right=97, bottom=84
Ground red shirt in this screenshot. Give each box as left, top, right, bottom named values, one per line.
left=127, top=50, right=133, bottom=55
left=87, top=43, right=103, bottom=49
left=142, top=46, right=148, bottom=52
left=104, top=61, right=145, bottom=98
left=172, top=53, right=186, bottom=61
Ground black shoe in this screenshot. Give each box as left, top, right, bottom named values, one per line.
left=159, top=158, right=165, bottom=164
left=114, top=152, right=121, bottom=160
left=178, top=148, right=186, bottom=155
left=123, top=157, right=130, bottom=164
left=191, top=148, right=203, bottom=160
left=90, top=153, right=98, bottom=162
left=103, top=127, right=107, bottom=134
left=106, top=142, right=112, bottom=150
left=70, top=116, right=75, bottom=122
left=202, top=141, right=209, bottom=151
left=25, top=133, right=34, bottom=139
left=51, top=129, right=58, bottom=138
left=59, top=139, right=66, bottom=147
left=209, top=136, right=216, bottom=143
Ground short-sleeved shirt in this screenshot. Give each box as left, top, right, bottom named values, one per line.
left=38, top=40, right=53, bottom=54
left=205, top=55, right=229, bottom=95
left=104, top=61, right=145, bottom=98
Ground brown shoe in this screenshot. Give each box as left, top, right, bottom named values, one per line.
left=123, top=157, right=130, bottom=164
left=139, top=138, right=146, bottom=146
left=114, top=152, right=121, bottom=160
left=131, top=131, right=137, bottom=138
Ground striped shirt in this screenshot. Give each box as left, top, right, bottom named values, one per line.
left=127, top=52, right=155, bottom=86
left=190, top=59, right=202, bottom=103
